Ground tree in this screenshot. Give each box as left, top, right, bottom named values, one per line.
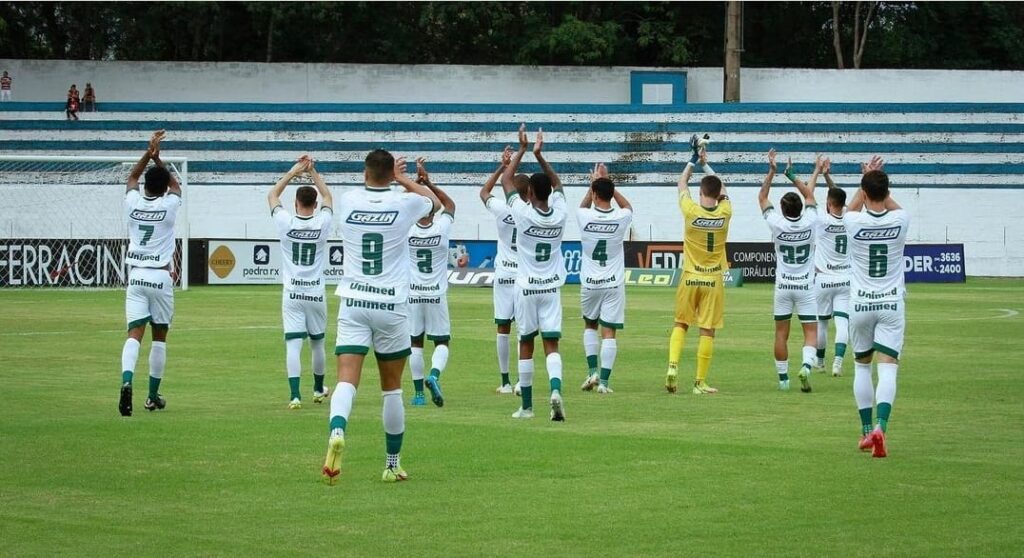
left=831, top=1, right=878, bottom=69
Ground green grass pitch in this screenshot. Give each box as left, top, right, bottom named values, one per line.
left=1, top=280, right=1022, bottom=556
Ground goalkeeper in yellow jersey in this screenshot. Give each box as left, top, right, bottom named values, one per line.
left=665, top=136, right=732, bottom=395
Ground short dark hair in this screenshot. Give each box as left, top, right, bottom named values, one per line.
left=365, top=149, right=395, bottom=184
left=144, top=166, right=170, bottom=196
left=592, top=177, right=615, bottom=202
left=861, top=170, right=889, bottom=202
left=700, top=175, right=723, bottom=199
left=513, top=174, right=531, bottom=195
left=529, top=173, right=552, bottom=202
left=295, top=185, right=317, bottom=208
left=780, top=192, right=803, bottom=218
left=827, top=187, right=847, bottom=209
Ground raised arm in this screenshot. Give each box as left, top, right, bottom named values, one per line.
left=268, top=158, right=311, bottom=210
left=822, top=157, right=839, bottom=190
left=848, top=155, right=885, bottom=212
left=758, top=149, right=777, bottom=212
left=306, top=156, right=333, bottom=210
left=480, top=147, right=511, bottom=204
left=394, top=156, right=441, bottom=212
left=532, top=127, right=562, bottom=192
left=613, top=189, right=633, bottom=212
left=127, top=130, right=164, bottom=192
left=789, top=155, right=821, bottom=207
left=418, top=158, right=455, bottom=215
left=501, top=123, right=528, bottom=197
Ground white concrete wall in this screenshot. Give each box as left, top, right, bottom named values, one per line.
left=3, top=59, right=1024, bottom=103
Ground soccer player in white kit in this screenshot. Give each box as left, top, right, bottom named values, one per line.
left=577, top=163, right=633, bottom=394
left=118, top=130, right=181, bottom=417
left=846, top=157, right=909, bottom=458
left=268, top=156, right=334, bottom=410
left=502, top=124, right=567, bottom=421
left=407, top=159, right=456, bottom=408
left=758, top=149, right=821, bottom=393
left=813, top=157, right=851, bottom=377
left=321, top=150, right=440, bottom=484
left=480, top=147, right=527, bottom=394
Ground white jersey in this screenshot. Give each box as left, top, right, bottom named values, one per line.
left=333, top=187, right=434, bottom=304
left=576, top=205, right=633, bottom=289
left=124, top=189, right=181, bottom=269
left=815, top=207, right=851, bottom=275
left=844, top=209, right=910, bottom=303
left=408, top=212, right=454, bottom=297
left=484, top=195, right=519, bottom=279
left=764, top=204, right=818, bottom=287
left=509, top=191, right=568, bottom=289
left=272, top=206, right=333, bottom=293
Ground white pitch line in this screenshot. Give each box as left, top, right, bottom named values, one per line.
left=0, top=324, right=278, bottom=337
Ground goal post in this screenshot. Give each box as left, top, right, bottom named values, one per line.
left=0, top=155, right=190, bottom=290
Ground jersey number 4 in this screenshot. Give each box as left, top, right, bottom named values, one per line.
left=592, top=240, right=608, bottom=267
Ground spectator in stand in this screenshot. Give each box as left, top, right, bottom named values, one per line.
left=66, top=84, right=80, bottom=120
left=1, top=71, right=12, bottom=101
left=83, top=82, right=97, bottom=112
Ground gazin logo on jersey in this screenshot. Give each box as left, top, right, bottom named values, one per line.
left=346, top=211, right=398, bottom=225
left=287, top=229, right=321, bottom=240
left=583, top=222, right=619, bottom=234
left=777, top=230, right=813, bottom=242
left=502, top=214, right=515, bottom=225
left=129, top=209, right=166, bottom=222
left=523, top=226, right=562, bottom=239
left=692, top=217, right=725, bottom=229
left=854, top=226, right=901, bottom=241
left=824, top=224, right=846, bottom=234
left=409, top=235, right=442, bottom=247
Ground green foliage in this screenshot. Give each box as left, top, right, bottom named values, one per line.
left=0, top=1, right=1021, bottom=69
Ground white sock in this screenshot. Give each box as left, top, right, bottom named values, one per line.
left=329, top=382, right=357, bottom=436
left=583, top=328, right=599, bottom=371
left=546, top=352, right=563, bottom=392
left=834, top=315, right=850, bottom=346
left=775, top=360, right=789, bottom=379
left=310, top=337, right=326, bottom=377
left=801, top=345, right=816, bottom=369
left=430, top=344, right=449, bottom=376
left=600, top=338, right=617, bottom=373
left=496, top=333, right=510, bottom=377
left=285, top=338, right=302, bottom=379
left=854, top=362, right=874, bottom=409
left=382, top=389, right=404, bottom=435
left=518, top=359, right=534, bottom=388
left=121, top=338, right=140, bottom=378
left=149, top=341, right=166, bottom=379
left=875, top=362, right=898, bottom=406
left=410, top=347, right=425, bottom=381
left=816, top=321, right=828, bottom=354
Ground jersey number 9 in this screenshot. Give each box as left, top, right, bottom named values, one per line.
left=362, top=233, right=384, bottom=276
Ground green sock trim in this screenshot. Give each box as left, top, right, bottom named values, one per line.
left=521, top=385, right=533, bottom=410
left=816, top=348, right=826, bottom=359
left=413, top=378, right=424, bottom=392
left=877, top=402, right=892, bottom=432
left=122, top=370, right=133, bottom=384
left=429, top=368, right=440, bottom=379
left=147, top=375, right=161, bottom=399
left=313, top=373, right=325, bottom=392
left=501, top=372, right=510, bottom=386
left=329, top=415, right=347, bottom=433
left=550, top=378, right=562, bottom=393
left=288, top=377, right=300, bottom=399
left=385, top=432, right=404, bottom=455
left=858, top=407, right=873, bottom=434
left=599, top=367, right=612, bottom=381
left=586, top=354, right=598, bottom=370
left=835, top=343, right=847, bottom=357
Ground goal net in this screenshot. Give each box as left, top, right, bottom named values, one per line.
left=0, top=156, right=189, bottom=289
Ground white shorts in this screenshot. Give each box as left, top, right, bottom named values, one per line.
left=850, top=299, right=905, bottom=360
left=335, top=298, right=410, bottom=360
left=0, top=90, right=11, bottom=101
left=774, top=283, right=817, bottom=323
left=493, top=277, right=517, bottom=325
left=516, top=286, right=562, bottom=341
left=815, top=273, right=851, bottom=321
left=125, top=267, right=174, bottom=329
left=282, top=290, right=327, bottom=340
left=580, top=285, right=625, bottom=329
left=408, top=293, right=451, bottom=342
